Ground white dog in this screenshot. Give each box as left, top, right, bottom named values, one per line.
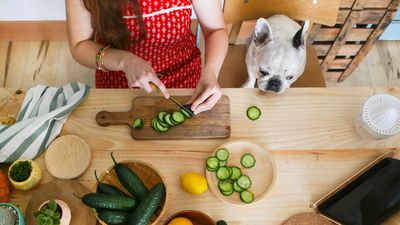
left=243, top=15, right=309, bottom=94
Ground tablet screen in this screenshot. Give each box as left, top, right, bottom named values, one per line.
left=317, top=158, right=400, bottom=225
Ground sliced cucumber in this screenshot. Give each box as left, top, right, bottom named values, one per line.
left=233, top=181, right=244, bottom=192
left=219, top=160, right=227, bottom=167
left=206, top=156, right=219, bottom=171
left=151, top=118, right=159, bottom=132
left=155, top=121, right=169, bottom=132
left=157, top=118, right=170, bottom=128
left=218, top=180, right=233, bottom=193
left=230, top=166, right=242, bottom=180
left=241, top=153, right=256, bottom=168
left=171, top=111, right=185, bottom=124
left=132, top=118, right=143, bottom=129
left=240, top=190, right=254, bottom=203
left=237, top=175, right=252, bottom=189
left=181, top=108, right=192, bottom=118
left=227, top=167, right=233, bottom=177
left=206, top=165, right=218, bottom=172
left=247, top=106, right=261, bottom=121
left=216, top=167, right=230, bottom=180
left=215, top=148, right=229, bottom=161
left=164, top=114, right=175, bottom=127
left=157, top=112, right=167, bottom=123
left=222, top=189, right=234, bottom=196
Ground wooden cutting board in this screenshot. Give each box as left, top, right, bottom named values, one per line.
left=25, top=179, right=97, bottom=225
left=96, top=95, right=231, bottom=140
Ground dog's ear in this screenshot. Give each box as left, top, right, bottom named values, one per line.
left=254, top=18, right=273, bottom=46
left=293, top=20, right=309, bottom=49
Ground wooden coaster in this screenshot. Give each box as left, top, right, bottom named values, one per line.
left=283, top=213, right=336, bottom=225
left=45, top=135, right=91, bottom=179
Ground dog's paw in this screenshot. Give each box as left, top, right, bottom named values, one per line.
left=241, top=81, right=255, bottom=88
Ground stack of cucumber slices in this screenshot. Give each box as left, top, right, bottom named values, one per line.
left=206, top=148, right=256, bottom=204
left=150, top=108, right=192, bottom=133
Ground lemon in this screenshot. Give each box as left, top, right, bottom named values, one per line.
left=168, top=217, right=193, bottom=225
left=180, top=172, right=208, bottom=195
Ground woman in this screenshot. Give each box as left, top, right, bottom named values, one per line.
left=66, top=0, right=228, bottom=114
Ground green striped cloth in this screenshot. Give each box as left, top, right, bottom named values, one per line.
left=0, top=82, right=90, bottom=163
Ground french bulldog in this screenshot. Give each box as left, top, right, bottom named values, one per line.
left=242, top=15, right=309, bottom=94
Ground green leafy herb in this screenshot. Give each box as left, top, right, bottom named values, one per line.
left=33, top=200, right=61, bottom=225
left=9, top=161, right=32, bottom=182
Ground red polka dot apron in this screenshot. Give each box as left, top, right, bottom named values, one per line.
left=95, top=0, right=202, bottom=89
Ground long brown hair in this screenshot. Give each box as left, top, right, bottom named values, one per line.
left=83, top=0, right=146, bottom=50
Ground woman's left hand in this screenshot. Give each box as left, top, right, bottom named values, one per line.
left=188, top=69, right=222, bottom=115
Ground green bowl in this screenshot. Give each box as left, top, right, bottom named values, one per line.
left=0, top=203, right=25, bottom=225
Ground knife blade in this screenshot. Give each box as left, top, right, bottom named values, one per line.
left=149, top=83, right=195, bottom=117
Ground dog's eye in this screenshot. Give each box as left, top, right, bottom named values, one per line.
left=259, top=69, right=269, bottom=76
left=286, top=76, right=294, bottom=80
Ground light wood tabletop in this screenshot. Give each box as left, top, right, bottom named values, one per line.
left=1, top=87, right=400, bottom=225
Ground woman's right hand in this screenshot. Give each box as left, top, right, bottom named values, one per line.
left=121, top=53, right=170, bottom=99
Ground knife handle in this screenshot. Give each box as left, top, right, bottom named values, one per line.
left=150, top=82, right=161, bottom=94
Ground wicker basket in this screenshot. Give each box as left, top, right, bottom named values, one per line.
left=93, top=160, right=168, bottom=225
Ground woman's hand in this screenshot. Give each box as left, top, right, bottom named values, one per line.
left=121, top=53, right=169, bottom=98
left=188, top=69, right=222, bottom=115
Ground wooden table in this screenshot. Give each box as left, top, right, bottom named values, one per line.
left=1, top=87, right=400, bottom=225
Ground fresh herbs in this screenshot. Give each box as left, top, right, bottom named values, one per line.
left=34, top=200, right=61, bottom=225
left=9, top=161, right=32, bottom=182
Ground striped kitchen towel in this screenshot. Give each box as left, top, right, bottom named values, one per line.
left=0, top=82, right=90, bottom=163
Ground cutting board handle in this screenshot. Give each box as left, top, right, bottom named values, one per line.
left=96, top=111, right=132, bottom=127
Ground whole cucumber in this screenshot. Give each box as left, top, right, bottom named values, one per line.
left=94, top=170, right=130, bottom=197
left=98, top=210, right=130, bottom=225
left=111, top=152, right=148, bottom=201
left=82, top=193, right=137, bottom=211
left=127, top=183, right=165, bottom=225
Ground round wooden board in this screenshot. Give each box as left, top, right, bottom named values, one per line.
left=206, top=140, right=276, bottom=205
left=45, top=135, right=91, bottom=179
left=283, top=213, right=336, bottom=225
left=25, top=179, right=97, bottom=225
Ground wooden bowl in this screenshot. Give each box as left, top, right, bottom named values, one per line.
left=94, top=160, right=168, bottom=225
left=206, top=140, right=276, bottom=205
left=163, top=210, right=215, bottom=225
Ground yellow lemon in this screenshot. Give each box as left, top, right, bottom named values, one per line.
left=180, top=172, right=208, bottom=195
left=168, top=217, right=193, bottom=225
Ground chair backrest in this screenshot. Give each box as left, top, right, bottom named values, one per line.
left=223, top=0, right=340, bottom=26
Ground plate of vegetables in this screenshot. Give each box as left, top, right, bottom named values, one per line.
left=205, top=140, right=276, bottom=205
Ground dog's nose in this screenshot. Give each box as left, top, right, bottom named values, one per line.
left=266, top=78, right=281, bottom=93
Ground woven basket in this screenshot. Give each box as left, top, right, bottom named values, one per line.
left=93, top=160, right=168, bottom=225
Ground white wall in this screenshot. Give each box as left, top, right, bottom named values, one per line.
left=0, top=0, right=66, bottom=21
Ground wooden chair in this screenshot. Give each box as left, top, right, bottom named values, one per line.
left=218, top=0, right=340, bottom=88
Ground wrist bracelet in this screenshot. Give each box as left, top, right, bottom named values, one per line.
left=95, top=46, right=111, bottom=72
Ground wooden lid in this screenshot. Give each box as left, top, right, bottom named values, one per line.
left=283, top=213, right=336, bottom=225
left=45, top=135, right=91, bottom=179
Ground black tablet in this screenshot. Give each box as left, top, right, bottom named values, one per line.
left=317, top=157, right=400, bottom=225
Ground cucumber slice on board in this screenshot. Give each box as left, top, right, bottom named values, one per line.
left=218, top=180, right=233, bottom=193
left=241, top=153, right=256, bottom=168
left=155, top=121, right=169, bottom=132
left=230, top=166, right=242, bottom=180
left=172, top=111, right=185, bottom=124
left=151, top=118, right=159, bottom=132
left=247, top=106, right=261, bottom=120
left=157, top=112, right=167, bottom=123
left=181, top=108, right=192, bottom=118
left=219, top=160, right=227, bottom=167
left=240, top=190, right=254, bottom=203
left=206, top=156, right=219, bottom=171
left=215, top=148, right=229, bottom=161
left=237, top=175, right=252, bottom=189
left=132, top=118, right=143, bottom=129
left=216, top=167, right=230, bottom=180
left=164, top=114, right=175, bottom=127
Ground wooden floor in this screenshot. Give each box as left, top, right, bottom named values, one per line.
left=0, top=40, right=399, bottom=89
